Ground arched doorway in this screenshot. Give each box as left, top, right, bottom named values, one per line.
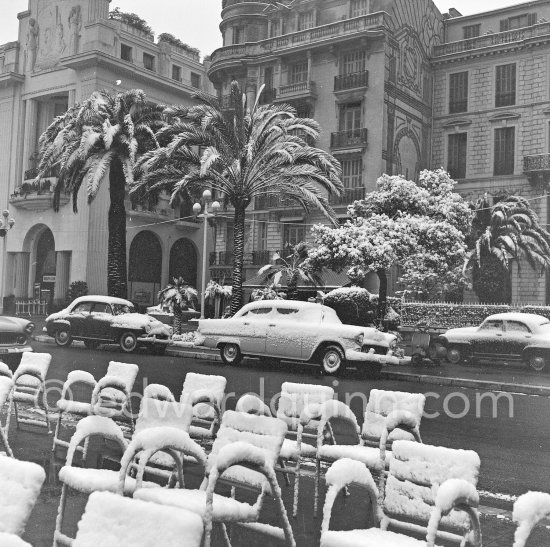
left=169, top=238, right=198, bottom=287
left=35, top=229, right=56, bottom=303
left=128, top=231, right=162, bottom=306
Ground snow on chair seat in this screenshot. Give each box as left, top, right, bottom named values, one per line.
left=54, top=415, right=156, bottom=547
left=512, top=491, right=550, bottom=547
left=362, top=389, right=425, bottom=447
left=0, top=533, right=32, bottom=547
left=0, top=375, right=14, bottom=457
left=72, top=491, right=204, bottom=547
left=142, top=383, right=175, bottom=402
left=180, top=372, right=226, bottom=439
left=7, top=353, right=52, bottom=435
left=0, top=455, right=46, bottom=536
left=320, top=458, right=481, bottom=547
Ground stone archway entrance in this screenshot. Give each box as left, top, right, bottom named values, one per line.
left=34, top=228, right=56, bottom=303
left=169, top=238, right=198, bottom=287
left=128, top=230, right=162, bottom=306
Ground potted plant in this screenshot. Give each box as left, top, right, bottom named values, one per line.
left=204, top=280, right=232, bottom=318
left=158, top=277, right=198, bottom=335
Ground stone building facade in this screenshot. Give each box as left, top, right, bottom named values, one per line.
left=0, top=0, right=213, bottom=308
left=209, top=0, right=550, bottom=304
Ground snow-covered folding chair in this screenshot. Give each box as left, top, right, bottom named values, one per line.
left=72, top=491, right=204, bottom=547
left=135, top=410, right=296, bottom=547
left=143, top=383, right=175, bottom=402
left=361, top=389, right=425, bottom=447
left=7, top=352, right=52, bottom=434
left=310, top=400, right=422, bottom=516
left=53, top=415, right=160, bottom=546
left=513, top=491, right=550, bottom=547
left=180, top=372, right=226, bottom=440
left=0, top=455, right=46, bottom=539
left=320, top=454, right=482, bottom=547
left=0, top=363, right=14, bottom=456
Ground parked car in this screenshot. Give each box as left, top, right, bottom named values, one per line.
left=197, top=300, right=398, bottom=376
left=438, top=312, right=550, bottom=371
left=0, top=316, right=34, bottom=366
left=45, top=296, right=171, bottom=354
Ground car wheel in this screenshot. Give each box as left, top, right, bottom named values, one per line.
left=220, top=343, right=242, bottom=366
left=446, top=345, right=466, bottom=365
left=119, top=332, right=138, bottom=353
left=84, top=340, right=100, bottom=350
left=527, top=352, right=547, bottom=372
left=55, top=328, right=72, bottom=348
left=321, top=345, right=345, bottom=376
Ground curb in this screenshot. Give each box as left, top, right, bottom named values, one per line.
left=34, top=336, right=550, bottom=396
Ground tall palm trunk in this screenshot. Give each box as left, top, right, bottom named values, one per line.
left=108, top=159, right=128, bottom=298
left=230, top=203, right=246, bottom=316
left=377, top=268, right=388, bottom=330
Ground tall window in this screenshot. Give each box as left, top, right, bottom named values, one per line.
left=339, top=103, right=362, bottom=132
left=283, top=223, right=305, bottom=250
left=447, top=133, right=467, bottom=179
left=190, top=72, right=201, bottom=89
left=172, top=65, right=182, bottom=81
left=350, top=0, right=369, bottom=17
left=341, top=158, right=363, bottom=189
left=494, top=127, right=515, bottom=175
left=270, top=18, right=286, bottom=37
left=495, top=63, right=516, bottom=107
left=463, top=24, right=481, bottom=39
left=121, top=43, right=133, bottom=62
left=143, top=53, right=155, bottom=71
left=257, top=221, right=267, bottom=251
left=289, top=61, right=308, bottom=84
left=449, top=72, right=468, bottom=113
left=297, top=11, right=315, bottom=31
left=341, top=50, right=366, bottom=75
left=233, top=26, right=244, bottom=44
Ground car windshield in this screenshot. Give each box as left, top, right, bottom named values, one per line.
left=112, top=304, right=135, bottom=315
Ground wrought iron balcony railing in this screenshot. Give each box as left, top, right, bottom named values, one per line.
left=524, top=153, right=550, bottom=173
left=330, top=128, right=368, bottom=149
left=278, top=81, right=316, bottom=98
left=334, top=70, right=369, bottom=92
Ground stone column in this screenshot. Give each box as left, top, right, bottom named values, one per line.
left=246, top=83, right=257, bottom=110
left=68, top=89, right=76, bottom=107
left=21, top=99, right=38, bottom=177
left=276, top=58, right=283, bottom=89
left=307, top=50, right=312, bottom=83
left=87, top=0, right=110, bottom=22
left=14, top=252, right=30, bottom=298
left=54, top=251, right=71, bottom=304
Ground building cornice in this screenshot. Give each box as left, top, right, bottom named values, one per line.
left=0, top=72, right=25, bottom=89
left=443, top=0, right=549, bottom=25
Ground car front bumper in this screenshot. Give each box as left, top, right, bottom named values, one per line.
left=0, top=345, right=33, bottom=356
left=346, top=349, right=399, bottom=366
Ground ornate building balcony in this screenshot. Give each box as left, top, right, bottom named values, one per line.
left=208, top=13, right=388, bottom=79
left=274, top=81, right=316, bottom=102
left=9, top=167, right=67, bottom=212
left=329, top=186, right=365, bottom=206
left=330, top=128, right=368, bottom=150
left=334, top=70, right=369, bottom=92
left=524, top=153, right=550, bottom=185
left=253, top=194, right=301, bottom=210
left=433, top=21, right=550, bottom=58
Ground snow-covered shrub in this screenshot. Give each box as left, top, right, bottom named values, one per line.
left=171, top=331, right=205, bottom=347
left=323, top=287, right=374, bottom=326
left=251, top=284, right=286, bottom=301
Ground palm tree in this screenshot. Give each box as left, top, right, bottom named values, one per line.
left=158, top=277, right=198, bottom=334
left=466, top=194, right=550, bottom=303
left=35, top=89, right=165, bottom=298
left=132, top=81, right=343, bottom=315
left=258, top=242, right=323, bottom=300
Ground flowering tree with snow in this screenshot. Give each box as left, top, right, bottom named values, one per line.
left=307, top=170, right=472, bottom=323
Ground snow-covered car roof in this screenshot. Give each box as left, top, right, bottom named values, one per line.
left=69, top=295, right=134, bottom=308
left=238, top=300, right=334, bottom=314
left=484, top=313, right=550, bottom=327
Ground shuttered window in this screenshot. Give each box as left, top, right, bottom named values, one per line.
left=494, top=127, right=515, bottom=175
left=495, top=64, right=516, bottom=107
left=447, top=133, right=467, bottom=179
left=449, top=72, right=468, bottom=113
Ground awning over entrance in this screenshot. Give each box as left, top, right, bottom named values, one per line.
left=243, top=268, right=351, bottom=290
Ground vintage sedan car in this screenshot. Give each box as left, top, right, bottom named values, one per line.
left=438, top=312, right=550, bottom=371
left=0, top=316, right=34, bottom=365
left=197, top=300, right=398, bottom=376
left=45, top=296, right=171, bottom=353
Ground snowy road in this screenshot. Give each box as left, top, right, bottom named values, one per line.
left=33, top=340, right=550, bottom=503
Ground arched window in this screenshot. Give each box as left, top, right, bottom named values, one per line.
left=169, top=238, right=198, bottom=287
left=129, top=231, right=162, bottom=283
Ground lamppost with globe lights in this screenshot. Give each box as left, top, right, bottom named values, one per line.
left=0, top=210, right=15, bottom=315
left=193, top=190, right=220, bottom=319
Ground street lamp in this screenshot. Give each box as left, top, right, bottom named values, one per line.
left=0, top=210, right=15, bottom=315
left=194, top=190, right=220, bottom=319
